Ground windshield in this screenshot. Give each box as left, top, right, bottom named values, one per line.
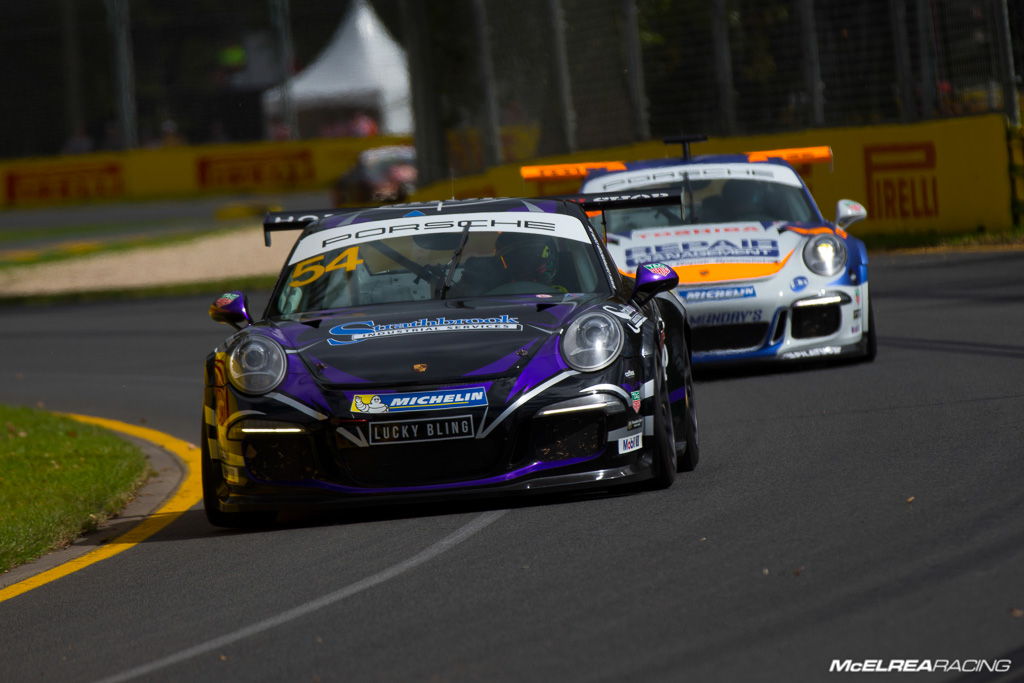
left=599, top=178, right=818, bottom=235
left=272, top=213, right=609, bottom=316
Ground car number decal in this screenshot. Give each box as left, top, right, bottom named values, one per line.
left=288, top=247, right=363, bottom=287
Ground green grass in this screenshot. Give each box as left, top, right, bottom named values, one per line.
left=0, top=405, right=149, bottom=573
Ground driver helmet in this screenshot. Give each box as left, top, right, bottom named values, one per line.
left=495, top=232, right=558, bottom=284
left=721, top=179, right=762, bottom=214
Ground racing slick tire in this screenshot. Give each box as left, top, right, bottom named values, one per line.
left=863, top=304, right=878, bottom=362
left=647, top=362, right=677, bottom=490
left=675, top=360, right=700, bottom=472
left=201, top=423, right=276, bottom=529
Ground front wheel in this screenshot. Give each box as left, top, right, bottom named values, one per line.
left=862, top=304, right=877, bottom=362
left=675, top=360, right=700, bottom=472
left=647, top=368, right=677, bottom=489
left=201, top=423, right=275, bottom=529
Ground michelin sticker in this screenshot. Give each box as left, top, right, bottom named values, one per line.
left=329, top=315, right=521, bottom=345
left=351, top=387, right=488, bottom=414
left=680, top=286, right=756, bottom=302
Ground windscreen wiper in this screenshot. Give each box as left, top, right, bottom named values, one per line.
left=682, top=172, right=696, bottom=224
left=439, top=223, right=473, bottom=299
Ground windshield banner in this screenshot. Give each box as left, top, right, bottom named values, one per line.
left=289, top=212, right=591, bottom=264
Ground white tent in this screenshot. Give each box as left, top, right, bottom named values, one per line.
left=262, top=0, right=412, bottom=135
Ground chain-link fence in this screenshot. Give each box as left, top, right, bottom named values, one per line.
left=412, top=0, right=1023, bottom=182
left=2, top=0, right=1022, bottom=184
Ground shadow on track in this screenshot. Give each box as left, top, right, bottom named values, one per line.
left=86, top=483, right=668, bottom=543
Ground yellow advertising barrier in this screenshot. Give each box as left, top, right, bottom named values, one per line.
left=0, top=136, right=411, bottom=208
left=414, top=114, right=1013, bottom=235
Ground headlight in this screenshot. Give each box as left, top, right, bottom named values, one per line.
left=561, top=311, right=624, bottom=372
left=228, top=335, right=287, bottom=394
left=803, top=234, right=847, bottom=277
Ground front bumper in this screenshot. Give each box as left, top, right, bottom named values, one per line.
left=205, top=371, right=661, bottom=511
left=681, top=283, right=871, bottom=366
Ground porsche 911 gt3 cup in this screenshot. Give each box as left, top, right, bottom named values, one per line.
left=522, top=142, right=876, bottom=366
left=201, top=196, right=699, bottom=527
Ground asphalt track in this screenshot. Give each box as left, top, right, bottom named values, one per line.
left=1, top=249, right=1023, bottom=682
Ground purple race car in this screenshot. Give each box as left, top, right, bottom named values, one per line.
left=202, top=196, right=699, bottom=526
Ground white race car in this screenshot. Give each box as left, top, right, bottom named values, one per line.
left=522, top=143, right=875, bottom=366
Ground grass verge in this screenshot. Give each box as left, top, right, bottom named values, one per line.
left=0, top=405, right=149, bottom=573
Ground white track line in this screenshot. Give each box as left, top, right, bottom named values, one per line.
left=95, top=509, right=508, bottom=683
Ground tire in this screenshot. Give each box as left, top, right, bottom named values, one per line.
left=675, top=359, right=700, bottom=472
left=647, top=366, right=677, bottom=490
left=862, top=304, right=877, bottom=362
left=201, top=423, right=276, bottom=529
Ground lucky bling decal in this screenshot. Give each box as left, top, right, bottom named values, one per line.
left=328, top=315, right=522, bottom=345
left=350, top=387, right=488, bottom=414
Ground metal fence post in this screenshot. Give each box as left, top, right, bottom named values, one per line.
left=915, top=0, right=938, bottom=118
left=993, top=0, right=1020, bottom=126
left=269, top=0, right=298, bottom=139
left=622, top=0, right=651, bottom=141
left=548, top=0, right=577, bottom=152
left=60, top=0, right=84, bottom=138
left=798, top=0, right=824, bottom=126
left=401, top=0, right=447, bottom=186
left=472, top=0, right=503, bottom=167
left=711, top=0, right=736, bottom=135
left=890, top=0, right=916, bottom=121
left=104, top=0, right=138, bottom=149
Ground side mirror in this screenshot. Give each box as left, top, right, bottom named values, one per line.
left=836, top=199, right=867, bottom=229
left=631, top=262, right=679, bottom=307
left=209, top=291, right=253, bottom=330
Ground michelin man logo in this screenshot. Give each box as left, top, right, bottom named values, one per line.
left=353, top=395, right=389, bottom=413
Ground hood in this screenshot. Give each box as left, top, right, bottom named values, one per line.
left=606, top=221, right=822, bottom=285
left=267, top=295, right=606, bottom=386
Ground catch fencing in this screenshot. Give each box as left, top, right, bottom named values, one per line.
left=2, top=0, right=1022, bottom=188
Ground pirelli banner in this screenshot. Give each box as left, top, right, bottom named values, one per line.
left=416, top=114, right=1012, bottom=235
left=0, top=136, right=411, bottom=208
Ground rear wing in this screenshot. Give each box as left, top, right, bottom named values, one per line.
left=545, top=189, right=682, bottom=211
left=520, top=144, right=833, bottom=184
left=262, top=210, right=339, bottom=246
left=520, top=161, right=625, bottom=181
left=745, top=145, right=832, bottom=165
left=261, top=193, right=684, bottom=246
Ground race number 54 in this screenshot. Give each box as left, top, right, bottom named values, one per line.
left=289, top=247, right=363, bottom=287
